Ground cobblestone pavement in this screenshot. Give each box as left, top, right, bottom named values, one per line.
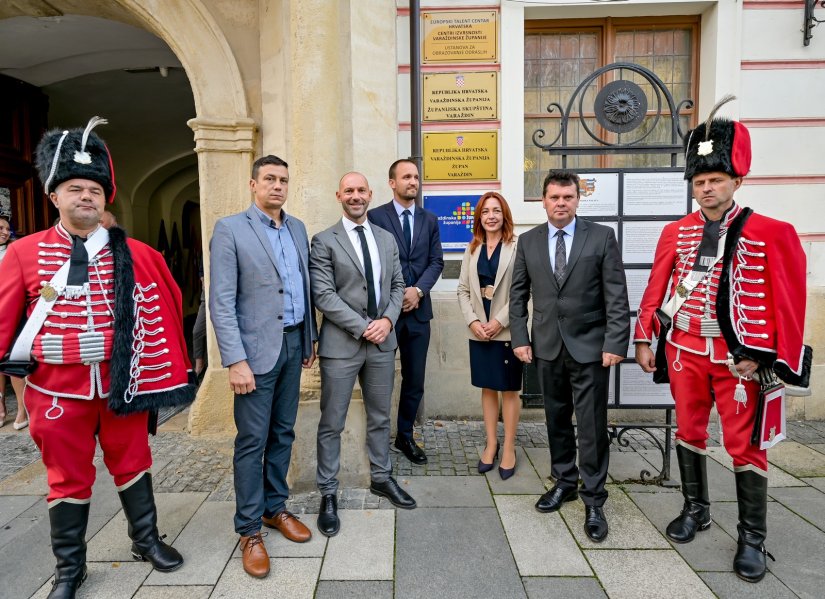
left=5, top=417, right=825, bottom=513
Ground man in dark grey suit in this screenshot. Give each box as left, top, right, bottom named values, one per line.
left=210, top=155, right=317, bottom=579
left=310, top=171, right=416, bottom=537
left=510, top=169, right=629, bottom=542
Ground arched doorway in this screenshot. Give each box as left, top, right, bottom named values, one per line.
left=0, top=0, right=257, bottom=434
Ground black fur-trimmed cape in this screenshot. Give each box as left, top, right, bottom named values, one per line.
left=107, top=226, right=196, bottom=415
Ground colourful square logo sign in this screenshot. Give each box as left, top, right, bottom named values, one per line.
left=423, top=194, right=481, bottom=251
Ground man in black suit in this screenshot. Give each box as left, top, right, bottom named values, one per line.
left=510, top=170, right=629, bottom=542
left=368, top=159, right=444, bottom=464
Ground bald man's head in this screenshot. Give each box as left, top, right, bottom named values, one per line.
left=336, top=172, right=372, bottom=224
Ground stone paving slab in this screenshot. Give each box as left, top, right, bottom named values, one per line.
left=496, top=495, right=592, bottom=576
left=768, top=486, right=825, bottom=532
left=87, top=492, right=207, bottom=562
left=521, top=576, right=607, bottom=598
left=562, top=486, right=670, bottom=549
left=402, top=474, right=494, bottom=507
left=314, top=581, right=394, bottom=599
left=1, top=499, right=54, bottom=599
left=319, top=510, right=394, bottom=581
left=706, top=446, right=806, bottom=487
left=713, top=500, right=825, bottom=599
left=802, top=476, right=825, bottom=492
left=395, top=507, right=526, bottom=599
left=483, top=446, right=542, bottom=494
left=132, top=587, right=213, bottom=599
left=0, top=495, right=39, bottom=529
left=808, top=443, right=825, bottom=455
left=213, top=557, right=321, bottom=599
left=628, top=490, right=737, bottom=572
left=698, top=572, right=798, bottom=599
left=608, top=451, right=658, bottom=483
left=230, top=514, right=327, bottom=558
left=585, top=549, right=715, bottom=599
left=30, top=561, right=152, bottom=599
left=768, top=440, right=825, bottom=478
left=523, top=447, right=551, bottom=488
left=143, top=501, right=236, bottom=586
left=0, top=460, right=48, bottom=495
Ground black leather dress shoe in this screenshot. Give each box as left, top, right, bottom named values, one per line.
left=317, top=494, right=340, bottom=537
left=584, top=505, right=608, bottom=542
left=393, top=436, right=428, bottom=465
left=535, top=485, right=578, bottom=513
left=370, top=477, right=417, bottom=509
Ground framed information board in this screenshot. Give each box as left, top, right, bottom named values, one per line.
left=574, top=168, right=691, bottom=409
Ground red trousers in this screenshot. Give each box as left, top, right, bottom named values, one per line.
left=24, top=386, right=152, bottom=503
left=666, top=342, right=767, bottom=472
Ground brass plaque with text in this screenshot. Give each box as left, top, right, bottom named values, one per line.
left=423, top=71, right=498, bottom=122
left=423, top=131, right=498, bottom=182
left=423, top=11, right=498, bottom=63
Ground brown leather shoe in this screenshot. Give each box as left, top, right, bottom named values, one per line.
left=262, top=511, right=312, bottom=543
left=239, top=532, right=270, bottom=578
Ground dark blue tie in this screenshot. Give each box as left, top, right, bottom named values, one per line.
left=402, top=209, right=412, bottom=252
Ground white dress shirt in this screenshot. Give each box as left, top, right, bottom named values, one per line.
left=342, top=217, right=382, bottom=308
left=548, top=217, right=576, bottom=271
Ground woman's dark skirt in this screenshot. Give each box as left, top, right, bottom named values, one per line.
left=469, top=339, right=523, bottom=391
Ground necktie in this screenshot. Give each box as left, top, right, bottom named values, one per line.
left=355, top=225, right=378, bottom=318
left=554, top=229, right=566, bottom=283
left=402, top=209, right=412, bottom=252
left=67, top=235, right=89, bottom=286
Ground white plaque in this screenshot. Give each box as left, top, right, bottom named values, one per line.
left=622, top=220, right=672, bottom=263
left=608, top=365, right=616, bottom=406
left=576, top=173, right=619, bottom=217
left=619, top=363, right=674, bottom=406
left=623, top=172, right=688, bottom=216
left=626, top=268, right=652, bottom=312
left=627, top=316, right=637, bottom=358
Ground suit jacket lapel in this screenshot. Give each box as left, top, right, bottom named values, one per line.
left=383, top=202, right=408, bottom=258
left=493, top=240, right=515, bottom=289
left=246, top=205, right=281, bottom=277
left=469, top=246, right=482, bottom=305
left=410, top=205, right=425, bottom=253
left=537, top=223, right=559, bottom=290
left=559, top=218, right=589, bottom=290
left=333, top=220, right=366, bottom=278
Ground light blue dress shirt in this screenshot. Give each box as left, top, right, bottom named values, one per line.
left=548, top=217, right=577, bottom=271
left=392, top=199, right=415, bottom=246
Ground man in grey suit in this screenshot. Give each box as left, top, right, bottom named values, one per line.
left=209, top=155, right=317, bottom=579
left=310, top=171, right=416, bottom=537
left=510, top=169, right=629, bottom=543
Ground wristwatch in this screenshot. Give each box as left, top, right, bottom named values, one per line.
left=415, top=287, right=424, bottom=298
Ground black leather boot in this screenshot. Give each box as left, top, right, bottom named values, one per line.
left=666, top=445, right=712, bottom=543
left=118, top=473, right=184, bottom=572
left=47, top=501, right=90, bottom=599
left=733, top=469, right=774, bottom=582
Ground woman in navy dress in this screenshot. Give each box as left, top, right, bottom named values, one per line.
left=457, top=192, right=522, bottom=479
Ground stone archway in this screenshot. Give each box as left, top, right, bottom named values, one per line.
left=114, top=0, right=257, bottom=434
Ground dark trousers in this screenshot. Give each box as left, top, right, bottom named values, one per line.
left=536, top=345, right=610, bottom=506
left=233, top=328, right=303, bottom=536
left=395, top=314, right=431, bottom=440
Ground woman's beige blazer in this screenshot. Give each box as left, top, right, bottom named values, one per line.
left=456, top=237, right=518, bottom=342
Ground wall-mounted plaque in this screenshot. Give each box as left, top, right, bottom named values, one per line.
left=423, top=71, right=498, bottom=122
left=619, top=363, right=675, bottom=407
left=423, top=11, right=498, bottom=63
left=622, top=220, right=673, bottom=263
left=623, top=171, right=689, bottom=216
left=423, top=192, right=481, bottom=251
left=575, top=172, right=620, bottom=217
left=423, top=131, right=498, bottom=182
left=625, top=268, right=652, bottom=312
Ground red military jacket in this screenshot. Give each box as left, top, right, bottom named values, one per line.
left=635, top=203, right=809, bottom=385
left=0, top=224, right=194, bottom=414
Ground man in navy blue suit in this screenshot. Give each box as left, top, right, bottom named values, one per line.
left=368, top=159, right=444, bottom=464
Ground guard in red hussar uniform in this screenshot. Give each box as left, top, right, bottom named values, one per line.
left=0, top=117, right=196, bottom=599
left=634, top=96, right=810, bottom=583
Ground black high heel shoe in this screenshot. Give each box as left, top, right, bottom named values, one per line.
left=477, top=442, right=499, bottom=474
left=499, top=448, right=517, bottom=480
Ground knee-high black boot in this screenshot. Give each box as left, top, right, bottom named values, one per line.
left=734, top=469, right=774, bottom=582
left=666, top=445, right=711, bottom=543
left=47, top=501, right=90, bottom=599
left=118, top=473, right=184, bottom=572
